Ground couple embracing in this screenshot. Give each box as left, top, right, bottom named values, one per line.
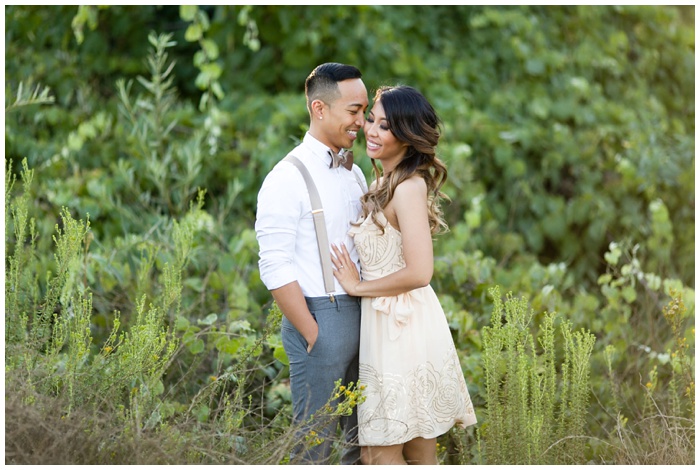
left=255, top=63, right=477, bottom=465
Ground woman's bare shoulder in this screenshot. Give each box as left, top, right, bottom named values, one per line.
left=395, top=175, right=427, bottom=196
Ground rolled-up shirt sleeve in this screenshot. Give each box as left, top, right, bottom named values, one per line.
left=255, top=163, right=304, bottom=291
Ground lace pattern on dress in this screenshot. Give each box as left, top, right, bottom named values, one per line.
left=358, top=344, right=476, bottom=446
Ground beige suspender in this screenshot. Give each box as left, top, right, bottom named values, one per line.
left=283, top=154, right=367, bottom=296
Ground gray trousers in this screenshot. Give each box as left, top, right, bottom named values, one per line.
left=281, top=294, right=362, bottom=464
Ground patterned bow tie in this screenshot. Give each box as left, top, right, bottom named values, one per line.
left=329, top=149, right=352, bottom=169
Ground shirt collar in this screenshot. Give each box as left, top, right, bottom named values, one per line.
left=303, top=132, right=335, bottom=166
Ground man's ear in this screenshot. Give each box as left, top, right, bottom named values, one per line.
left=311, top=99, right=325, bottom=121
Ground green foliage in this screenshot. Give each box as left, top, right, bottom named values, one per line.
left=479, top=286, right=596, bottom=464
left=178, top=5, right=227, bottom=110
left=5, top=159, right=37, bottom=347
left=116, top=32, right=201, bottom=217
left=602, top=293, right=695, bottom=465
left=4, top=5, right=694, bottom=465
left=5, top=154, right=282, bottom=459
left=5, top=81, right=55, bottom=111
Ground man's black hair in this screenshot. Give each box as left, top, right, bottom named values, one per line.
left=305, top=62, right=362, bottom=110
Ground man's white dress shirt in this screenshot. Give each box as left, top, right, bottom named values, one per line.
left=255, top=133, right=366, bottom=297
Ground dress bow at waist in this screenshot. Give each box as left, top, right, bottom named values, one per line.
left=371, top=289, right=423, bottom=341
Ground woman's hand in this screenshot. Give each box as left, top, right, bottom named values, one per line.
left=331, top=243, right=361, bottom=296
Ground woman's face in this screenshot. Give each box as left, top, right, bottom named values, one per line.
left=364, top=99, right=408, bottom=171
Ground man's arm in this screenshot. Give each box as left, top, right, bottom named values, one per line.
left=256, top=163, right=318, bottom=352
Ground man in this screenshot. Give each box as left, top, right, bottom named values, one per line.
left=255, top=63, right=369, bottom=464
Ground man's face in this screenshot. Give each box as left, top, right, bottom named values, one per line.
left=318, top=78, right=368, bottom=152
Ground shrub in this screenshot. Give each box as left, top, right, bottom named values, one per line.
left=478, top=286, right=596, bottom=464
left=601, top=293, right=695, bottom=465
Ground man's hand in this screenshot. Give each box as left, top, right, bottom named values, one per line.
left=306, top=323, right=318, bottom=353
left=271, top=282, right=320, bottom=354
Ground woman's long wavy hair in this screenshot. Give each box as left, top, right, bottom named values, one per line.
left=361, top=85, right=450, bottom=235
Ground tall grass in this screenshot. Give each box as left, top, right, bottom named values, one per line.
left=5, top=159, right=36, bottom=349
left=4, top=156, right=362, bottom=464
left=478, top=286, right=596, bottom=464
left=602, top=293, right=695, bottom=465
left=5, top=160, right=693, bottom=465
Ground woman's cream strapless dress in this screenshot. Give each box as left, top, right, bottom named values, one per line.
left=349, top=212, right=477, bottom=446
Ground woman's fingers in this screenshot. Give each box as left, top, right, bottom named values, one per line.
left=331, top=244, right=344, bottom=270
left=331, top=243, right=352, bottom=269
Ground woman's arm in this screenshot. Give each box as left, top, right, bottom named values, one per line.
left=332, top=176, right=434, bottom=297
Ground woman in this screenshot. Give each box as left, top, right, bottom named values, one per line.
left=331, top=85, right=477, bottom=465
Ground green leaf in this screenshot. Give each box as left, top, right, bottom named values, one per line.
left=196, top=10, right=211, bottom=31
left=185, top=23, right=202, bottom=42
left=198, top=313, right=218, bottom=326
left=188, top=338, right=205, bottom=354
left=230, top=280, right=250, bottom=311
left=216, top=336, right=244, bottom=356
left=184, top=277, right=204, bottom=292
left=180, top=5, right=198, bottom=21
left=193, top=50, right=207, bottom=67
left=211, top=81, right=224, bottom=100
left=201, top=62, right=222, bottom=80
left=175, top=316, right=190, bottom=331
left=228, top=320, right=252, bottom=333
left=525, top=58, right=545, bottom=76
left=620, top=264, right=632, bottom=276
left=604, top=248, right=621, bottom=266
left=644, top=273, right=661, bottom=291
left=198, top=92, right=210, bottom=111
left=152, top=379, right=164, bottom=396
left=274, top=346, right=289, bottom=366
left=215, top=336, right=241, bottom=355
left=195, top=71, right=210, bottom=90
left=621, top=285, right=637, bottom=303
left=201, top=39, right=219, bottom=60
left=195, top=404, right=210, bottom=423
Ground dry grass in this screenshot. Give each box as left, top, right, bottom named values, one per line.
left=610, top=405, right=695, bottom=464
left=6, top=374, right=188, bottom=465
left=5, top=371, right=354, bottom=465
